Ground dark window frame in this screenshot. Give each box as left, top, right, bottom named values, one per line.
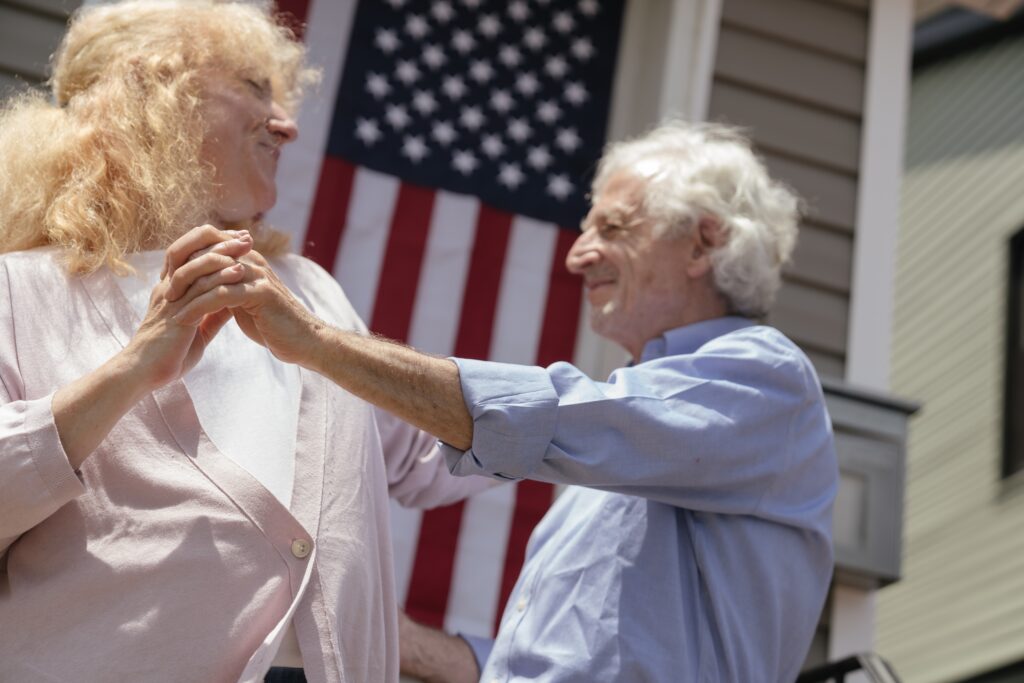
left=1003, top=227, right=1024, bottom=478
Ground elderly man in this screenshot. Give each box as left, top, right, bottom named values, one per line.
left=169, top=121, right=838, bottom=682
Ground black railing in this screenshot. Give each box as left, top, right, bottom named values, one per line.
left=797, top=653, right=902, bottom=683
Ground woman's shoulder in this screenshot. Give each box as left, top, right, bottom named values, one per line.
left=0, top=246, right=72, bottom=282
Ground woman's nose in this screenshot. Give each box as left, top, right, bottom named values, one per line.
left=268, top=102, right=299, bottom=144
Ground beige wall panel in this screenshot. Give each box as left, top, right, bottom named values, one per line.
left=762, top=153, right=858, bottom=233
left=715, top=26, right=865, bottom=116
left=0, top=4, right=65, bottom=81
left=769, top=279, right=849, bottom=355
left=708, top=81, right=862, bottom=173
left=787, top=224, right=853, bottom=293
left=721, top=0, right=869, bottom=63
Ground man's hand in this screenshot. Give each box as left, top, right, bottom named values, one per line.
left=399, top=610, right=480, bottom=683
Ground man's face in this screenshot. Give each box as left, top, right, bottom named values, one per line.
left=198, top=70, right=298, bottom=228
left=566, top=171, right=697, bottom=358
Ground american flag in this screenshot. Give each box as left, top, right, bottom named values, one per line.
left=268, top=0, right=625, bottom=638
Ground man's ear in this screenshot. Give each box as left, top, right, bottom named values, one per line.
left=686, top=216, right=725, bottom=278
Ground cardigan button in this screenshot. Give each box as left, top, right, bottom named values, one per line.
left=290, top=538, right=312, bottom=559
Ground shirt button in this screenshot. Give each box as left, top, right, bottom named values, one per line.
left=290, top=538, right=312, bottom=559
left=516, top=598, right=527, bottom=612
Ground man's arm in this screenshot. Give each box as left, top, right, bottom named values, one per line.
left=398, top=611, right=481, bottom=683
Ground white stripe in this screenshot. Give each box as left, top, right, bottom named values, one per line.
left=265, top=0, right=358, bottom=244
left=332, top=168, right=400, bottom=322
left=444, top=483, right=517, bottom=637
left=407, top=191, right=480, bottom=356
left=488, top=217, right=558, bottom=364
left=388, top=499, right=423, bottom=606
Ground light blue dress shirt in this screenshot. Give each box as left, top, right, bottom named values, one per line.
left=440, top=317, right=837, bottom=682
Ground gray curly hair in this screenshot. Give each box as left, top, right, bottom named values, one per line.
left=593, top=121, right=801, bottom=318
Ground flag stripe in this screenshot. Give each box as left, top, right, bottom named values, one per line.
left=369, top=182, right=436, bottom=342
left=302, top=156, right=355, bottom=270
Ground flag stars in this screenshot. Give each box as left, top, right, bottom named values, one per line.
left=523, top=27, right=547, bottom=51
left=355, top=118, right=382, bottom=145
left=490, top=89, right=514, bottom=114
left=452, top=30, right=476, bottom=54
left=405, top=14, right=430, bottom=39
left=432, top=121, right=457, bottom=146
left=461, top=0, right=482, bottom=7
left=515, top=72, right=540, bottom=97
left=508, top=0, right=530, bottom=22
left=395, top=60, right=421, bottom=85
left=579, top=0, right=599, bottom=16
left=536, top=100, right=562, bottom=124
left=478, top=14, right=502, bottom=38
left=431, top=0, right=455, bottom=23
left=386, top=104, right=411, bottom=130
left=564, top=81, right=589, bottom=106
left=527, top=145, right=553, bottom=170
left=460, top=105, right=485, bottom=131
left=552, top=11, right=575, bottom=34
left=571, top=37, right=596, bottom=61
left=508, top=117, right=532, bottom=142
left=375, top=29, right=400, bottom=53
left=366, top=73, right=391, bottom=99
left=548, top=174, right=574, bottom=200
left=556, top=127, right=582, bottom=152
left=402, top=135, right=429, bottom=162
left=442, top=75, right=468, bottom=100
left=481, top=134, right=505, bottom=158
left=412, top=90, right=438, bottom=115
left=544, top=56, right=569, bottom=80
left=469, top=60, right=495, bottom=84
left=498, top=163, right=525, bottom=189
left=384, top=0, right=406, bottom=8
left=422, top=44, right=447, bottom=70
left=452, top=149, right=479, bottom=175
left=498, top=45, right=522, bottom=68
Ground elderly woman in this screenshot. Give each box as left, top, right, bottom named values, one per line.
left=0, top=2, right=449, bottom=681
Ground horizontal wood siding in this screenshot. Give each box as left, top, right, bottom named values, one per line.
left=875, top=30, right=1024, bottom=683
left=710, top=0, right=868, bottom=379
left=0, top=0, right=77, bottom=93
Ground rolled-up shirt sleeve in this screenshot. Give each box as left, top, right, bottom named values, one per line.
left=441, top=328, right=835, bottom=518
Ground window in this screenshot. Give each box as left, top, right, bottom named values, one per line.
left=1003, top=227, right=1024, bottom=477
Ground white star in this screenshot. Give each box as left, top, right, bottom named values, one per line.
left=442, top=75, right=468, bottom=99
left=432, top=121, right=457, bottom=146
left=452, top=30, right=476, bottom=54
left=498, top=163, right=525, bottom=189
left=527, top=145, right=552, bottom=170
left=578, top=0, right=599, bottom=16
left=395, top=60, right=421, bottom=85
left=405, top=14, right=430, bottom=39
left=431, top=0, right=454, bottom=23
left=452, top=149, right=479, bottom=175
left=508, top=0, right=530, bottom=21
left=565, top=81, right=589, bottom=106
left=507, top=117, right=532, bottom=142
left=552, top=11, right=575, bottom=34
left=536, top=100, right=562, bottom=124
left=469, top=60, right=495, bottom=84
left=556, top=127, right=581, bottom=152
left=412, top=90, right=438, bottom=115
left=481, top=134, right=505, bottom=158
left=366, top=73, right=391, bottom=99
left=402, top=135, right=430, bottom=163
left=548, top=174, right=573, bottom=200
left=375, top=29, right=401, bottom=53
left=386, top=105, right=411, bottom=130
left=460, top=106, right=485, bottom=131
left=490, top=89, right=514, bottom=113
left=571, top=37, right=595, bottom=61
left=515, top=72, right=540, bottom=97
left=478, top=14, right=502, bottom=38
left=544, top=56, right=569, bottom=80
left=355, top=118, right=382, bottom=145
left=384, top=0, right=406, bottom=8
left=523, top=27, right=546, bottom=51
left=422, top=44, right=447, bottom=70
left=498, top=45, right=522, bottom=68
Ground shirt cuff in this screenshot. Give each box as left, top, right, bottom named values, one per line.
left=441, top=358, right=558, bottom=480
left=458, top=633, right=494, bottom=672
left=27, top=393, right=85, bottom=501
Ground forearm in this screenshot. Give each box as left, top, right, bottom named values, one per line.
left=399, top=612, right=480, bottom=683
left=305, top=326, right=473, bottom=450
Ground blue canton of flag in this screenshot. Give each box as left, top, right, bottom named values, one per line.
left=328, top=0, right=626, bottom=229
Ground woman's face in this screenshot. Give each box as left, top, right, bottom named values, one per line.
left=198, top=70, right=298, bottom=228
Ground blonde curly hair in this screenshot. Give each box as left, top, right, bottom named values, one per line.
left=0, top=0, right=318, bottom=274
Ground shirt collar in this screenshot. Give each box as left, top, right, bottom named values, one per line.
left=638, top=316, right=755, bottom=363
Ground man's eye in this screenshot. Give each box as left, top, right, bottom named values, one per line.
left=601, top=224, right=622, bottom=236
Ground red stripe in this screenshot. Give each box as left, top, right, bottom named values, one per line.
left=369, top=183, right=436, bottom=343
left=404, top=203, right=514, bottom=629
left=493, top=227, right=583, bottom=632
left=302, top=156, right=356, bottom=271
left=275, top=0, right=310, bottom=39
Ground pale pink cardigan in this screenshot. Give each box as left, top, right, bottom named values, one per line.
left=0, top=248, right=483, bottom=682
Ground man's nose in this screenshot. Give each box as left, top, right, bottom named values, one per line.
left=268, top=102, right=299, bottom=144
left=565, top=229, right=600, bottom=274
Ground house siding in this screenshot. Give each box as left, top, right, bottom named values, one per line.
left=0, top=0, right=79, bottom=97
